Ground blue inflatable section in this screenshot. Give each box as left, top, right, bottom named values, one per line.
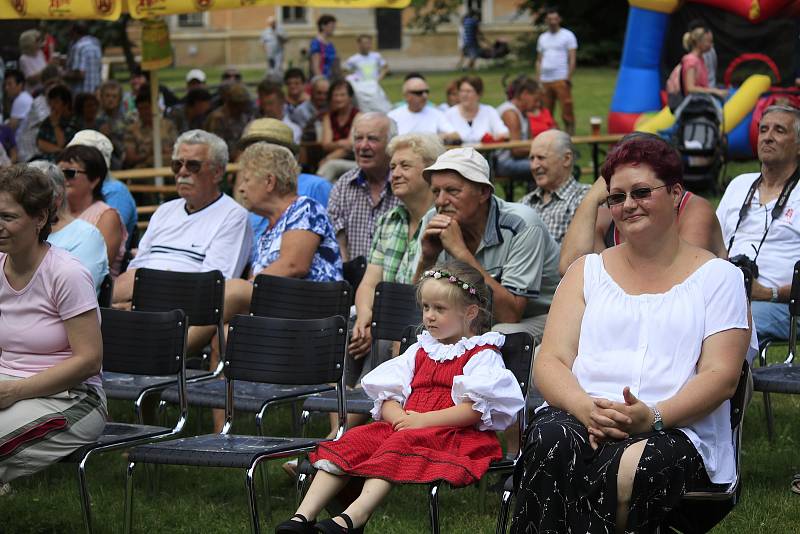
left=727, top=110, right=755, bottom=159
left=610, top=7, right=669, bottom=114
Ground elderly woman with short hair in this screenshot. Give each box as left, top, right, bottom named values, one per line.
left=29, top=161, right=109, bottom=295
left=220, top=141, right=343, bottom=323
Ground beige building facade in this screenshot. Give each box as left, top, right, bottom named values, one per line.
left=166, top=0, right=532, bottom=70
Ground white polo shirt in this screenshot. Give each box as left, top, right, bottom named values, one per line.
left=716, top=171, right=800, bottom=288
left=388, top=105, right=457, bottom=137
left=129, top=193, right=252, bottom=279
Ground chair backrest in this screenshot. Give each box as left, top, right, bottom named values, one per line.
left=730, top=360, right=750, bottom=431
left=98, top=274, right=114, bottom=308
left=789, top=259, right=800, bottom=317
left=342, top=256, right=367, bottom=293
left=131, top=268, right=225, bottom=327
left=250, top=274, right=351, bottom=319
left=371, top=282, right=422, bottom=342
left=225, top=314, right=348, bottom=385
left=100, top=308, right=187, bottom=376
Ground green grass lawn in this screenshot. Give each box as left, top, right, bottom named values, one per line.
left=1, top=67, right=790, bottom=533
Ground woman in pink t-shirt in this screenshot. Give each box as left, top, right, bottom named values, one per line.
left=0, top=164, right=106, bottom=488
left=57, top=144, right=127, bottom=277
left=678, top=27, right=728, bottom=100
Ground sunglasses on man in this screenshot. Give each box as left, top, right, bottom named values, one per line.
left=408, top=89, right=430, bottom=96
left=62, top=169, right=88, bottom=180
left=171, top=159, right=204, bottom=174
left=606, top=185, right=669, bottom=208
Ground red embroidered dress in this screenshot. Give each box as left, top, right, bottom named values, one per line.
left=309, top=331, right=524, bottom=487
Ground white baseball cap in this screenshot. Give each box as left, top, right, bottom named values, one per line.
left=67, top=130, right=113, bottom=169
left=186, top=69, right=207, bottom=83
left=423, top=147, right=494, bottom=191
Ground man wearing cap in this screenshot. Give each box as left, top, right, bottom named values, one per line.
left=414, top=147, right=560, bottom=339
left=112, top=129, right=252, bottom=307
left=204, top=83, right=253, bottom=160
left=388, top=76, right=460, bottom=143
left=327, top=112, right=401, bottom=262
left=239, top=118, right=332, bottom=264
left=185, top=69, right=207, bottom=91
left=67, top=129, right=138, bottom=247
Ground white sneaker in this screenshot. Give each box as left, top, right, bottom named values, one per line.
left=0, top=483, right=11, bottom=496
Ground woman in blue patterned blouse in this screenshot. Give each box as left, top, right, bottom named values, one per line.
left=223, top=141, right=343, bottom=314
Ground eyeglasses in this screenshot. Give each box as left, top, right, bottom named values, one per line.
left=171, top=159, right=205, bottom=174
left=606, top=185, right=669, bottom=207
left=222, top=72, right=242, bottom=81
left=62, top=169, right=87, bottom=180
left=408, top=89, right=430, bottom=96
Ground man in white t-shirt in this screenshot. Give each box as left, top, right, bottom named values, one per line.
left=388, top=76, right=460, bottom=144
left=112, top=130, right=252, bottom=306
left=717, top=105, right=800, bottom=345
left=4, top=69, right=33, bottom=133
left=344, top=35, right=388, bottom=82
left=535, top=8, right=578, bottom=135
left=260, top=16, right=287, bottom=75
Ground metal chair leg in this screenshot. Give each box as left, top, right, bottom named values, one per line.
left=260, top=461, right=271, bottom=522
left=124, top=462, right=136, bottom=534
left=496, top=489, right=512, bottom=534
left=77, top=455, right=93, bottom=534
left=763, top=391, right=775, bottom=441
left=246, top=463, right=262, bottom=534
left=428, top=482, right=440, bottom=534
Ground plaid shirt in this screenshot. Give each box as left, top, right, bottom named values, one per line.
left=67, top=36, right=102, bottom=94
left=328, top=167, right=400, bottom=260
left=520, top=178, right=590, bottom=243
left=368, top=204, right=421, bottom=284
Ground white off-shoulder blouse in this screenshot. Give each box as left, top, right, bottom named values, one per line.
left=361, top=331, right=525, bottom=432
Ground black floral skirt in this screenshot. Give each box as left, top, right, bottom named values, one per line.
left=509, top=407, right=713, bottom=534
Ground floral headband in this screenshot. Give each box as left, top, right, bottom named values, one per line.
left=423, top=269, right=481, bottom=299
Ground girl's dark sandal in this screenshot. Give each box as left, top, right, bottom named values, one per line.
left=314, top=513, right=364, bottom=534
left=275, top=513, right=317, bottom=534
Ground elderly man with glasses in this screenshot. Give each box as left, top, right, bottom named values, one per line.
left=388, top=75, right=460, bottom=144
left=112, top=129, right=252, bottom=307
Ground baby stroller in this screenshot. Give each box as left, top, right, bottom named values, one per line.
left=671, top=93, right=726, bottom=194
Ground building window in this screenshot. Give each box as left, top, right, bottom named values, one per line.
left=281, top=7, right=307, bottom=24
left=177, top=13, right=205, bottom=28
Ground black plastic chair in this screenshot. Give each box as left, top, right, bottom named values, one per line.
left=752, top=259, right=800, bottom=440
left=300, top=282, right=422, bottom=422
left=422, top=332, right=534, bottom=534
left=123, top=314, right=348, bottom=534
left=159, top=275, right=352, bottom=433
left=97, top=273, right=114, bottom=308
left=64, top=308, right=188, bottom=534
left=101, top=269, right=225, bottom=423
left=495, top=360, right=751, bottom=534
left=342, top=255, right=367, bottom=293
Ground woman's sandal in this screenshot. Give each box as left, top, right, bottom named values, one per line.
left=791, top=473, right=800, bottom=495
left=314, top=513, right=364, bottom=534
left=275, top=513, right=317, bottom=534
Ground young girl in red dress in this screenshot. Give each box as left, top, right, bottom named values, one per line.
left=275, top=261, right=525, bottom=534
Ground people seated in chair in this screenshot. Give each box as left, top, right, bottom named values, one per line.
left=558, top=132, right=725, bottom=275
left=387, top=76, right=460, bottom=143
left=717, top=105, right=800, bottom=346
left=519, top=129, right=589, bottom=243
left=31, top=160, right=108, bottom=295
left=275, top=261, right=524, bottom=534
left=327, top=112, right=401, bottom=262
left=0, top=165, right=105, bottom=490
left=112, top=130, right=252, bottom=307
left=509, top=135, right=756, bottom=533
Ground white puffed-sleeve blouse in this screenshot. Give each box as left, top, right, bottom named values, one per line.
left=566, top=254, right=757, bottom=484
left=361, top=331, right=525, bottom=432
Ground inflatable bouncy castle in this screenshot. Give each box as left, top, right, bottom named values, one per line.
left=609, top=0, right=800, bottom=158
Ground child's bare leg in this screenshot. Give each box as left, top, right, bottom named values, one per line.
left=294, top=470, right=351, bottom=521
left=337, top=478, right=393, bottom=528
